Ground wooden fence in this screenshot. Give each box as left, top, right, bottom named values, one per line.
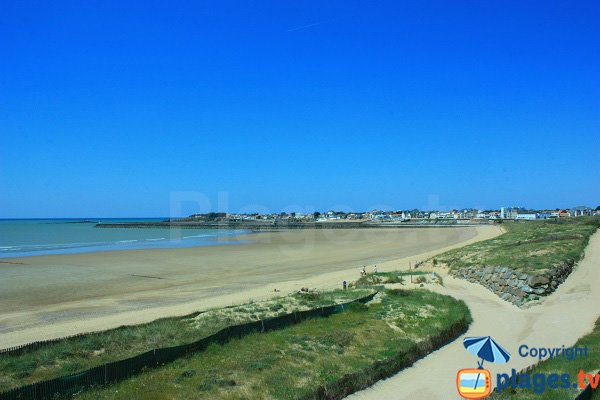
left=0, top=292, right=376, bottom=400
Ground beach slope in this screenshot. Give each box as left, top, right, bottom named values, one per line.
left=0, top=226, right=498, bottom=349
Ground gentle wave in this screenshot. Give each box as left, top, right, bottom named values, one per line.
left=1, top=242, right=108, bottom=251
left=0, top=220, right=251, bottom=257
left=182, top=234, right=215, bottom=239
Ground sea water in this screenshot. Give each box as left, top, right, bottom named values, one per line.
left=0, top=219, right=248, bottom=258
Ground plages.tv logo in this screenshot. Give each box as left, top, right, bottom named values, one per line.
left=456, top=336, right=511, bottom=399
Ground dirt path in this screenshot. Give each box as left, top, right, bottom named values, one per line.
left=345, top=230, right=600, bottom=399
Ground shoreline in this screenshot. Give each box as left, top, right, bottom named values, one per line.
left=0, top=225, right=251, bottom=259
left=0, top=221, right=491, bottom=260
left=0, top=226, right=501, bottom=349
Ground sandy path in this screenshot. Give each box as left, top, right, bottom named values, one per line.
left=0, top=226, right=499, bottom=349
left=345, top=230, right=600, bottom=400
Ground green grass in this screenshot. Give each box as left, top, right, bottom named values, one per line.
left=490, top=316, right=600, bottom=400
left=435, top=217, right=600, bottom=275
left=0, top=289, right=372, bottom=392
left=352, top=270, right=428, bottom=288
left=76, top=289, right=471, bottom=400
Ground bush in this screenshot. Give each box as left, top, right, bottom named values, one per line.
left=385, top=274, right=406, bottom=284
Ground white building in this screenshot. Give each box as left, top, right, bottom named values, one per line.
left=500, top=207, right=519, bottom=219
left=516, top=213, right=538, bottom=220
left=571, top=206, right=593, bottom=217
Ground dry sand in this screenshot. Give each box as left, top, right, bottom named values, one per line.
left=345, top=229, right=600, bottom=400
left=0, top=226, right=498, bottom=349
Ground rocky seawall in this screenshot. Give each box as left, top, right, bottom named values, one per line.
left=449, top=261, right=574, bottom=307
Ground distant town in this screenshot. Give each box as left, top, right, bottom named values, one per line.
left=93, top=206, right=600, bottom=230
left=185, top=206, right=600, bottom=223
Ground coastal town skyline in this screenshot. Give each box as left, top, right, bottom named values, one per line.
left=185, top=205, right=600, bottom=222
left=3, top=203, right=600, bottom=220
left=3, top=204, right=600, bottom=220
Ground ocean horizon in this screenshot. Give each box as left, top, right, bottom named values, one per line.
left=0, top=219, right=249, bottom=258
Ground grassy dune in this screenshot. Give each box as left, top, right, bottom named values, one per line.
left=435, top=217, right=600, bottom=275
left=351, top=270, right=430, bottom=287
left=76, top=289, right=470, bottom=399
left=0, top=289, right=371, bottom=392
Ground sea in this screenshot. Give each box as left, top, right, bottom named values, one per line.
left=0, top=219, right=249, bottom=258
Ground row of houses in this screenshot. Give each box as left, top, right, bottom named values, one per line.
left=194, top=206, right=599, bottom=223
left=498, top=206, right=598, bottom=220
left=320, top=207, right=599, bottom=221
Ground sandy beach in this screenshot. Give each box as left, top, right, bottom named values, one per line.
left=0, top=226, right=499, bottom=349
left=346, top=229, right=600, bottom=400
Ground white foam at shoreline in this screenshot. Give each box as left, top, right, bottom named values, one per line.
left=183, top=234, right=214, bottom=239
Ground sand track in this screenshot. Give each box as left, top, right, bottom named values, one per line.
left=345, top=230, right=600, bottom=400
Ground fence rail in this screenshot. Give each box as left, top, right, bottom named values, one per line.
left=0, top=292, right=376, bottom=400
left=301, top=315, right=470, bottom=400
left=0, top=332, right=98, bottom=357
left=0, top=310, right=206, bottom=357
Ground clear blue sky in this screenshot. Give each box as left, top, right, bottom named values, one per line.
left=1, top=1, right=598, bottom=217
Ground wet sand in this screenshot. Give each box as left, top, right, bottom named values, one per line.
left=0, top=226, right=499, bottom=349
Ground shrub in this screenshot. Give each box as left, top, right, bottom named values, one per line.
left=385, top=274, right=406, bottom=284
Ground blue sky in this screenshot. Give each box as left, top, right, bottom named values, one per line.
left=1, top=1, right=599, bottom=217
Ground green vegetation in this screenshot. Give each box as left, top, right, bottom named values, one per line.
left=0, top=289, right=371, bottom=392
left=436, top=217, right=600, bottom=275
left=490, top=316, right=600, bottom=400
left=77, top=289, right=471, bottom=400
left=352, top=270, right=428, bottom=288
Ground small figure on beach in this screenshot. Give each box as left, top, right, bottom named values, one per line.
left=373, top=265, right=378, bottom=274
left=343, top=280, right=347, bottom=290
left=361, top=266, right=366, bottom=276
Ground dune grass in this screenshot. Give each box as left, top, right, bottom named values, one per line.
left=0, top=289, right=371, bottom=392
left=435, top=217, right=600, bottom=275
left=490, top=316, right=600, bottom=400
left=352, top=270, right=428, bottom=288
left=75, top=289, right=471, bottom=400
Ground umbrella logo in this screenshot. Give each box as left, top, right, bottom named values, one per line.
left=456, top=336, right=511, bottom=399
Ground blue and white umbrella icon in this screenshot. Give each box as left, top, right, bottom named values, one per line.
left=463, top=336, right=511, bottom=366
left=463, top=336, right=511, bottom=390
